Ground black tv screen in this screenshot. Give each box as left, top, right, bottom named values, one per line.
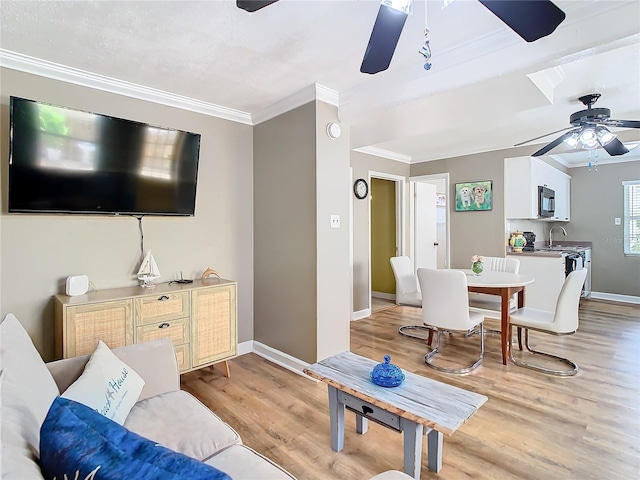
left=9, top=96, right=201, bottom=216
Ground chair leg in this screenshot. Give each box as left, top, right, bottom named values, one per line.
left=508, top=327, right=578, bottom=376
left=517, top=327, right=523, bottom=351
left=399, top=325, right=433, bottom=341
left=424, top=324, right=484, bottom=374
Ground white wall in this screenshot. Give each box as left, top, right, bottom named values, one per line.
left=0, top=68, right=254, bottom=360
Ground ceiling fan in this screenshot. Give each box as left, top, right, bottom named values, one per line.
left=236, top=0, right=566, bottom=74
left=516, top=94, right=640, bottom=157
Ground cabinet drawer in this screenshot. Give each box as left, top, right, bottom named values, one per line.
left=136, top=318, right=190, bottom=346
left=65, top=300, right=133, bottom=357
left=134, top=292, right=189, bottom=326
left=174, top=344, right=191, bottom=373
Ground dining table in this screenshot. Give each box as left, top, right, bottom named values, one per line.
left=460, top=269, right=535, bottom=365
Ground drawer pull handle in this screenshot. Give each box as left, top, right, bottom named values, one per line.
left=362, top=406, right=373, bottom=415
left=158, top=295, right=169, bottom=301
left=158, top=322, right=170, bottom=329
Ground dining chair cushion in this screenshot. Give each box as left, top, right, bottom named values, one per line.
left=390, top=256, right=421, bottom=307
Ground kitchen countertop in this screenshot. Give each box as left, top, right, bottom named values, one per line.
left=507, top=241, right=592, bottom=257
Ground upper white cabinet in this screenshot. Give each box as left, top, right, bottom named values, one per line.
left=504, top=156, right=571, bottom=221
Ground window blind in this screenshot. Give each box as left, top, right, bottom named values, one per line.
left=623, top=180, right=640, bottom=256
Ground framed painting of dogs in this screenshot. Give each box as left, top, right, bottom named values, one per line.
left=455, top=180, right=492, bottom=211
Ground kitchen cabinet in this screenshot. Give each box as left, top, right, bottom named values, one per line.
left=505, top=156, right=571, bottom=221
left=55, top=278, right=237, bottom=374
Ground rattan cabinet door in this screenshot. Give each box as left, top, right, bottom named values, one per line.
left=191, top=284, right=237, bottom=368
left=64, top=300, right=133, bottom=357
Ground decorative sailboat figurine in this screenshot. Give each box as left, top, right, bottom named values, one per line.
left=137, top=250, right=160, bottom=288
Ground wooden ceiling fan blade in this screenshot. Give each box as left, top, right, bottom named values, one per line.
left=360, top=4, right=409, bottom=75
left=605, top=119, right=640, bottom=129
left=531, top=131, right=575, bottom=157
left=236, top=0, right=279, bottom=13
left=478, top=0, right=565, bottom=42
left=602, top=137, right=630, bottom=156
left=514, top=126, right=574, bottom=147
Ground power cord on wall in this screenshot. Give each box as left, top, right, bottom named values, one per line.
left=136, top=215, right=145, bottom=262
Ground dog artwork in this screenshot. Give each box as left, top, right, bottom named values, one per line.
left=472, top=185, right=487, bottom=208
left=455, top=181, right=492, bottom=211
left=458, top=187, right=472, bottom=208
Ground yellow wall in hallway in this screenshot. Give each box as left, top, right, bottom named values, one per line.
left=371, top=178, right=396, bottom=294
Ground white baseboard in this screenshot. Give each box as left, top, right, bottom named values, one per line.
left=351, top=308, right=371, bottom=321
left=372, top=291, right=395, bottom=301
left=238, top=340, right=253, bottom=356
left=589, top=292, right=640, bottom=305
left=251, top=341, right=312, bottom=378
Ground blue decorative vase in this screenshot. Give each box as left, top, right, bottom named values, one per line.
left=370, top=355, right=405, bottom=388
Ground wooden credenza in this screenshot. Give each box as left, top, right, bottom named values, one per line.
left=54, top=278, right=237, bottom=373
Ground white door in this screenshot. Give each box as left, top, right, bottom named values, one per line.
left=414, top=182, right=438, bottom=271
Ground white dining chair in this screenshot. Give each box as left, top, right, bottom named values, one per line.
left=468, top=256, right=520, bottom=321
left=508, top=268, right=587, bottom=376
left=389, top=256, right=430, bottom=340
left=417, top=268, right=485, bottom=374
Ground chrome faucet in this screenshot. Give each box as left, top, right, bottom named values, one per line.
left=549, top=225, right=567, bottom=247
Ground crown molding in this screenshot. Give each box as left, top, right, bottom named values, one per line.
left=0, top=49, right=253, bottom=125
left=251, top=83, right=339, bottom=125
left=352, top=146, right=412, bottom=164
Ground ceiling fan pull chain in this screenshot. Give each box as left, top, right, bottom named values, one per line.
left=418, top=1, right=432, bottom=70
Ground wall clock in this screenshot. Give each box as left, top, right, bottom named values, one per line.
left=353, top=178, right=368, bottom=199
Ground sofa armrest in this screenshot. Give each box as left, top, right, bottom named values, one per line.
left=46, top=339, right=180, bottom=401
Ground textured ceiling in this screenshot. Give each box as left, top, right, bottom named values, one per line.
left=1, top=0, right=639, bottom=164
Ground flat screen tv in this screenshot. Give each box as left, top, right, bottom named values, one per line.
left=9, top=96, right=201, bottom=216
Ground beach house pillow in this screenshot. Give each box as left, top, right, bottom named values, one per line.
left=62, top=341, right=144, bottom=425
left=40, top=397, right=232, bottom=480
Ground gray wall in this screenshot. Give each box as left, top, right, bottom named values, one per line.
left=254, top=101, right=351, bottom=363
left=410, top=148, right=522, bottom=268
left=0, top=68, right=254, bottom=361
left=253, top=102, right=317, bottom=362
left=351, top=151, right=409, bottom=313
left=565, top=160, right=640, bottom=296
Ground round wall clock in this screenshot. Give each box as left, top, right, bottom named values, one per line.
left=353, top=178, right=368, bottom=199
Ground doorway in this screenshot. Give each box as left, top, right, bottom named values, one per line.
left=369, top=171, right=405, bottom=313
left=410, top=174, right=450, bottom=271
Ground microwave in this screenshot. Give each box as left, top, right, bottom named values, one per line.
left=538, top=186, right=555, bottom=217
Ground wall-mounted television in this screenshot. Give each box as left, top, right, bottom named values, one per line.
left=9, top=96, right=201, bottom=216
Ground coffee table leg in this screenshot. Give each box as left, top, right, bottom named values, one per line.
left=400, top=417, right=423, bottom=479
left=327, top=386, right=345, bottom=452
left=426, top=428, right=443, bottom=472
left=355, top=413, right=368, bottom=434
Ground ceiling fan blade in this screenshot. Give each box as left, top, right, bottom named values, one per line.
left=360, top=4, right=409, bottom=75
left=601, top=137, right=630, bottom=156
left=603, top=119, right=640, bottom=129
left=514, top=126, right=574, bottom=147
left=531, top=130, right=577, bottom=157
left=236, top=0, right=279, bottom=13
left=478, top=0, right=565, bottom=42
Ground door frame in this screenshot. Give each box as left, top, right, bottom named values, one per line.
left=409, top=173, right=450, bottom=270
left=368, top=171, right=406, bottom=310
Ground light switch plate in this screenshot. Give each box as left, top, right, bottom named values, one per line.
left=615, top=217, right=621, bottom=225
left=330, top=215, right=341, bottom=229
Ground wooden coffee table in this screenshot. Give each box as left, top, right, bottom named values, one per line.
left=304, top=352, right=487, bottom=479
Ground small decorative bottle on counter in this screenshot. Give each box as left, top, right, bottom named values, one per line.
left=509, top=231, right=527, bottom=252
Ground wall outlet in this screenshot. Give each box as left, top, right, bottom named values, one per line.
left=330, top=215, right=341, bottom=229
left=615, top=217, right=621, bottom=225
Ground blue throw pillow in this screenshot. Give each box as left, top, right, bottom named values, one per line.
left=40, top=397, right=232, bottom=480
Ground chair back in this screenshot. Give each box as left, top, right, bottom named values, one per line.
left=553, top=269, right=588, bottom=333
left=418, top=268, right=475, bottom=331
left=390, top=256, right=419, bottom=296
left=485, top=256, right=520, bottom=274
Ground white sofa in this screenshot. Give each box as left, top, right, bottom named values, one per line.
left=1, top=314, right=411, bottom=480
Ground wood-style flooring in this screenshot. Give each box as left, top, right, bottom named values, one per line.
left=180, top=299, right=640, bottom=480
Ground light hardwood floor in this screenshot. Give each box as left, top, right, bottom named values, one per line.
left=181, top=299, right=640, bottom=479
